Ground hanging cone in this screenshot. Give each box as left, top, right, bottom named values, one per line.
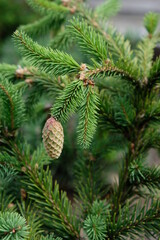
left=42, top=117, right=64, bottom=159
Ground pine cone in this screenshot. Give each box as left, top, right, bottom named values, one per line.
left=42, top=117, right=64, bottom=159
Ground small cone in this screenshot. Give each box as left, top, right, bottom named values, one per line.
left=42, top=117, right=64, bottom=159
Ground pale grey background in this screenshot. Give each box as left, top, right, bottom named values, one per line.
left=91, top=0, right=160, bottom=35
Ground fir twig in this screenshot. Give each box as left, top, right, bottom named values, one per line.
left=13, top=31, right=80, bottom=76
left=77, top=85, right=99, bottom=148
left=51, top=80, right=84, bottom=122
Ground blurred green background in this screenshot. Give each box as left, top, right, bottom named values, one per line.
left=0, top=0, right=35, bottom=63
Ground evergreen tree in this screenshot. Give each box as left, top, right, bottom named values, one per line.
left=0, top=0, right=160, bottom=239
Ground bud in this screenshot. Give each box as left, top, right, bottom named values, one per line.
left=20, top=188, right=27, bottom=200
left=8, top=203, right=15, bottom=209
left=42, top=117, right=64, bottom=159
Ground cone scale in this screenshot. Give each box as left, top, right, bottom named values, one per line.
left=42, top=117, right=64, bottom=159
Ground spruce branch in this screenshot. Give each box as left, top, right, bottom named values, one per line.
left=0, top=164, right=17, bottom=190
left=74, top=157, right=106, bottom=216
left=142, top=128, right=160, bottom=150
left=149, top=56, right=160, bottom=82
left=30, top=144, right=52, bottom=168
left=0, top=75, right=26, bottom=131
left=1, top=64, right=65, bottom=116
left=99, top=84, right=135, bottom=136
left=0, top=212, right=29, bottom=240
left=51, top=80, right=84, bottom=122
left=0, top=82, right=14, bottom=130
left=0, top=152, right=18, bottom=167
left=109, top=31, right=139, bottom=80
left=84, top=215, right=107, bottom=240
left=87, top=61, right=136, bottom=81
left=72, top=2, right=138, bottom=83
left=50, top=29, right=74, bottom=50
left=13, top=30, right=80, bottom=76
left=129, top=161, right=160, bottom=191
left=19, top=14, right=65, bottom=36
left=90, top=200, right=109, bottom=218
left=136, top=37, right=156, bottom=82
left=113, top=96, right=135, bottom=127
left=96, top=0, right=121, bottom=20
left=8, top=142, right=80, bottom=239
left=141, top=99, right=160, bottom=127
left=106, top=199, right=160, bottom=239
left=76, top=3, right=102, bottom=32
left=0, top=64, right=17, bottom=81
left=17, top=201, right=43, bottom=238
left=83, top=200, right=109, bottom=240
left=40, top=234, right=62, bottom=240
left=26, top=0, right=69, bottom=15
left=10, top=142, right=52, bottom=169
left=69, top=19, right=139, bottom=81
left=99, top=102, right=127, bottom=134
left=23, top=67, right=65, bottom=100
left=23, top=167, right=80, bottom=238
left=77, top=85, right=99, bottom=148
left=0, top=191, right=15, bottom=213
left=144, top=12, right=159, bottom=35
left=14, top=66, right=65, bottom=97
left=106, top=27, right=131, bottom=60
left=68, top=18, right=107, bottom=62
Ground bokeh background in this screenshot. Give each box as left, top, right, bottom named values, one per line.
left=1, top=0, right=160, bottom=64
left=92, top=0, right=160, bottom=34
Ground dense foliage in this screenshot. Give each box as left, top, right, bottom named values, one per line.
left=0, top=0, right=160, bottom=239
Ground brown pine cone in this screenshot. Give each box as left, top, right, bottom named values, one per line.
left=42, top=117, right=64, bottom=159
